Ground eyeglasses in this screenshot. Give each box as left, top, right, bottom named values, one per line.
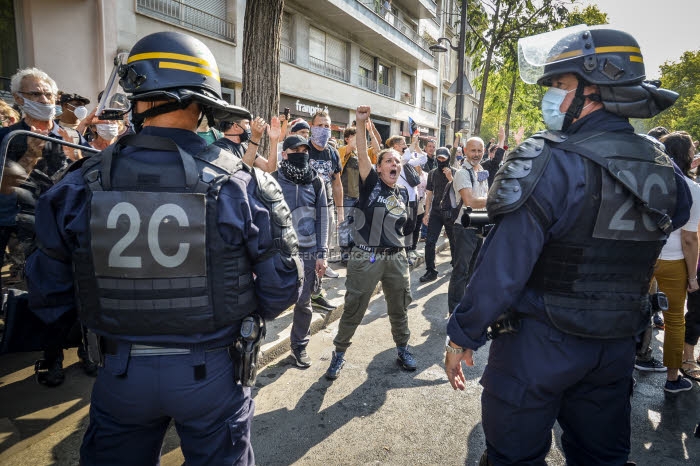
left=19, top=91, right=55, bottom=99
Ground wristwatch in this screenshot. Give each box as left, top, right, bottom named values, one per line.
left=445, top=336, right=466, bottom=354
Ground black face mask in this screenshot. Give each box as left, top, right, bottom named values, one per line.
left=287, top=151, right=309, bottom=168
left=239, top=128, right=251, bottom=143
left=437, top=159, right=450, bottom=170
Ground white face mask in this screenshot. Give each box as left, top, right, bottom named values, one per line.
left=21, top=99, right=56, bottom=122
left=541, top=87, right=574, bottom=131
left=73, top=106, right=88, bottom=120
left=96, top=123, right=120, bottom=140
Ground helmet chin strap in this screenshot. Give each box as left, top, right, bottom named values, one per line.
left=131, top=98, right=194, bottom=132
left=561, top=79, right=587, bottom=132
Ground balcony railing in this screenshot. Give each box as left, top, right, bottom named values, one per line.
left=281, top=43, right=295, bottom=64
left=378, top=82, right=395, bottom=98
left=309, top=56, right=350, bottom=82
left=421, top=98, right=437, bottom=113
left=358, top=75, right=378, bottom=92
left=136, top=0, right=235, bottom=43
left=400, top=92, right=415, bottom=105
left=358, top=1, right=431, bottom=53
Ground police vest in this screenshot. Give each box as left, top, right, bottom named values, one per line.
left=489, top=131, right=677, bottom=339
left=72, top=134, right=259, bottom=336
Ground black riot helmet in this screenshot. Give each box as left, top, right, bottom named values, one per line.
left=518, top=24, right=678, bottom=123
left=117, top=31, right=250, bottom=129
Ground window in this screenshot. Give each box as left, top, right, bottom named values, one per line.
left=309, top=27, right=348, bottom=81
left=422, top=83, right=437, bottom=112
left=359, top=52, right=376, bottom=91
left=281, top=12, right=294, bottom=63
left=400, top=73, right=414, bottom=104
left=377, top=63, right=394, bottom=98
left=136, top=0, right=235, bottom=43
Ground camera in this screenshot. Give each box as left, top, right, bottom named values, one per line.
left=649, top=292, right=668, bottom=312
left=460, top=207, right=494, bottom=236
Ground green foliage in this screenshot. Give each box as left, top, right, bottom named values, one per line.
left=564, top=5, right=608, bottom=27
left=647, top=50, right=700, bottom=139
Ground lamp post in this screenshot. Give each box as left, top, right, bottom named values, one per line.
left=430, top=0, right=468, bottom=137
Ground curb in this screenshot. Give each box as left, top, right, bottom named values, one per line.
left=258, top=239, right=450, bottom=367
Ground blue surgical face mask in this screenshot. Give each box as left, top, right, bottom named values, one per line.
left=541, top=87, right=574, bottom=131
left=54, top=105, right=63, bottom=117
left=311, top=126, right=331, bottom=148
left=21, top=99, right=56, bottom=122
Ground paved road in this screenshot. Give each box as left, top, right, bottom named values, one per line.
left=1, top=246, right=700, bottom=465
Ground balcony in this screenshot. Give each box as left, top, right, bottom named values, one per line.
left=421, top=98, right=437, bottom=113
left=393, top=0, right=438, bottom=19
left=309, top=56, right=350, bottom=82
left=136, top=0, right=235, bottom=44
left=281, top=43, right=295, bottom=64
left=296, top=0, right=436, bottom=69
left=378, top=82, right=395, bottom=98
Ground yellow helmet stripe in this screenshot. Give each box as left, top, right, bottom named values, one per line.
left=595, top=46, right=641, bottom=55
left=128, top=52, right=217, bottom=71
left=548, top=46, right=643, bottom=63
left=630, top=56, right=644, bottom=63
left=158, top=61, right=221, bottom=82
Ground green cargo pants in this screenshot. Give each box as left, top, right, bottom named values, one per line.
left=333, top=247, right=412, bottom=352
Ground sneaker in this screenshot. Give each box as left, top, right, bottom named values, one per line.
left=292, top=346, right=312, bottom=368
left=418, top=237, right=426, bottom=242
left=325, top=266, right=340, bottom=278
left=397, top=345, right=417, bottom=371
left=311, top=294, right=336, bottom=311
left=35, top=358, right=65, bottom=387
left=419, top=270, right=438, bottom=283
left=653, top=312, right=665, bottom=330
left=408, top=250, right=418, bottom=260
left=634, top=357, right=666, bottom=372
left=414, top=250, right=424, bottom=258
left=326, top=351, right=345, bottom=380
left=664, top=375, right=693, bottom=393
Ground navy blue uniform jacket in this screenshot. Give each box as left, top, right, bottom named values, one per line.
left=447, top=111, right=693, bottom=350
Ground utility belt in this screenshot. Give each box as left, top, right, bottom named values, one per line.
left=355, top=244, right=402, bottom=255
left=86, top=314, right=266, bottom=387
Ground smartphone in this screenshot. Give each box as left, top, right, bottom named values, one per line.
left=284, top=107, right=290, bottom=120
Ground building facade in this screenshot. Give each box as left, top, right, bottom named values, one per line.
left=1, top=0, right=479, bottom=145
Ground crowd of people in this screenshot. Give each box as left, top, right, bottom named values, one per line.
left=0, top=23, right=698, bottom=466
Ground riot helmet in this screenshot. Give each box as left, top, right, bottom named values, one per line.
left=113, top=31, right=250, bottom=129
left=518, top=24, right=677, bottom=125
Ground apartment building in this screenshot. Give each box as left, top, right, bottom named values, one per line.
left=1, top=0, right=478, bottom=145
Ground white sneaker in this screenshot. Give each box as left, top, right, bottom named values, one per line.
left=325, top=266, right=339, bottom=278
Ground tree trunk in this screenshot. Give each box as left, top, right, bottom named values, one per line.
left=242, top=0, right=285, bottom=156
left=473, top=43, right=495, bottom=136
left=504, top=71, right=517, bottom=145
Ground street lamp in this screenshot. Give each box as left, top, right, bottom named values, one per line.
left=429, top=0, right=468, bottom=137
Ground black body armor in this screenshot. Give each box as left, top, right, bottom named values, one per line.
left=71, top=135, right=298, bottom=336
left=489, top=131, right=677, bottom=339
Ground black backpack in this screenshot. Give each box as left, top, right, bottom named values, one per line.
left=439, top=167, right=473, bottom=222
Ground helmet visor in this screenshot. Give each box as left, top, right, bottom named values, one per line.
left=518, top=24, right=593, bottom=84
left=98, top=52, right=131, bottom=119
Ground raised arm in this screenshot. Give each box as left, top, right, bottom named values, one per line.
left=367, top=119, right=382, bottom=154
left=356, top=105, right=372, bottom=182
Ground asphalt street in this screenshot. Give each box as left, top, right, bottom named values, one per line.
left=1, top=246, right=700, bottom=465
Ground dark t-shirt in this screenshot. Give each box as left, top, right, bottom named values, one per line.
left=422, top=156, right=438, bottom=173
left=426, top=166, right=454, bottom=209
left=354, top=168, right=409, bottom=248
left=213, top=137, right=247, bottom=159
left=309, top=144, right=341, bottom=203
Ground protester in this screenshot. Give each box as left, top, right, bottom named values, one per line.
left=24, top=31, right=301, bottom=464
left=326, top=105, right=414, bottom=380
left=447, top=137, right=488, bottom=315
left=653, top=130, right=700, bottom=392
left=445, top=25, right=690, bottom=465
left=275, top=135, right=329, bottom=368
left=420, top=147, right=455, bottom=282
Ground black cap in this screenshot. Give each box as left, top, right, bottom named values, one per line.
left=59, top=93, right=90, bottom=105
left=291, top=120, right=310, bottom=133
left=436, top=147, right=450, bottom=159
left=283, top=135, right=311, bottom=151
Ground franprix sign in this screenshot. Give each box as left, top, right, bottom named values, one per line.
left=279, top=95, right=348, bottom=121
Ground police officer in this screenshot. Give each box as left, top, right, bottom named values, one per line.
left=444, top=25, right=691, bottom=465
left=25, top=31, right=302, bottom=465
left=326, top=105, right=415, bottom=380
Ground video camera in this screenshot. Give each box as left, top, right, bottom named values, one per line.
left=459, top=207, right=494, bottom=236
